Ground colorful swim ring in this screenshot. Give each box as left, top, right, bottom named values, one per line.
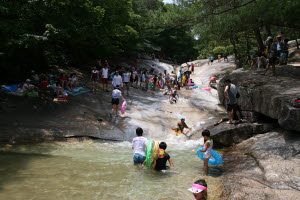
left=121, top=100, right=127, bottom=114
left=145, top=140, right=153, bottom=167
left=196, top=147, right=223, bottom=166
left=146, top=140, right=159, bottom=168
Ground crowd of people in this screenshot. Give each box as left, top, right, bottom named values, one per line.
left=87, top=59, right=198, bottom=116
left=207, top=54, right=228, bottom=65
left=249, top=34, right=289, bottom=76
left=17, top=70, right=79, bottom=99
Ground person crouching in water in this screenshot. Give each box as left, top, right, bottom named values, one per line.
left=111, top=85, right=124, bottom=117
left=187, top=179, right=208, bottom=200
left=200, top=130, right=213, bottom=175
left=172, top=117, right=192, bottom=135
left=169, top=90, right=178, bottom=104
left=132, top=127, right=147, bottom=165
left=154, top=142, right=175, bottom=171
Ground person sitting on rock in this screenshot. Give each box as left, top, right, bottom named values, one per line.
left=172, top=117, right=192, bottom=135
left=69, top=73, right=78, bottom=90
left=209, top=77, right=217, bottom=89
left=59, top=73, right=68, bottom=88
left=169, top=89, right=179, bottom=104
left=22, top=79, right=35, bottom=94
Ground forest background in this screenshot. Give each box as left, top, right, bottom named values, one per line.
left=1, top=0, right=299, bottom=82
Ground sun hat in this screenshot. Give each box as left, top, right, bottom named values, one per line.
left=277, top=35, right=282, bottom=38
left=26, top=79, right=31, bottom=82
left=267, top=36, right=273, bottom=40
left=187, top=184, right=207, bottom=194
left=180, top=117, right=185, bottom=120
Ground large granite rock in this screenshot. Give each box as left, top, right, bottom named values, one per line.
left=221, top=129, right=300, bottom=199
left=217, top=66, right=300, bottom=132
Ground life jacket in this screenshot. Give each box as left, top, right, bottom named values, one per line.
left=158, top=149, right=165, bottom=158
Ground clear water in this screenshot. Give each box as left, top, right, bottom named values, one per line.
left=0, top=140, right=223, bottom=200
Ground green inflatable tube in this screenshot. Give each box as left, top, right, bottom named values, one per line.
left=145, top=140, right=153, bottom=167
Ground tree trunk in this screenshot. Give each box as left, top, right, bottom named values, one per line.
left=265, top=24, right=272, bottom=36
left=253, top=27, right=265, bottom=52
left=230, top=36, right=241, bottom=68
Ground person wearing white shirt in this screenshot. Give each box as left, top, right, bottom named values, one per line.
left=111, top=85, right=124, bottom=117
left=101, top=64, right=109, bottom=92
left=112, top=71, right=123, bottom=88
left=22, top=79, right=34, bottom=91
left=123, top=70, right=130, bottom=95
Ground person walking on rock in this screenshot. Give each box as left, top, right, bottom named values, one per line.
left=224, top=79, right=242, bottom=124
left=111, top=85, right=124, bottom=117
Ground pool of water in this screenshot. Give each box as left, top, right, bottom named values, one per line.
left=0, top=140, right=223, bottom=200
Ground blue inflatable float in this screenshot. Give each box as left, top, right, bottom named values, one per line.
left=196, top=147, right=223, bottom=166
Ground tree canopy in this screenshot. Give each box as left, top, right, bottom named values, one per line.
left=1, top=0, right=299, bottom=81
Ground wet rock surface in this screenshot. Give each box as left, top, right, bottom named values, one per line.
left=222, top=129, right=300, bottom=199
left=217, top=62, right=300, bottom=132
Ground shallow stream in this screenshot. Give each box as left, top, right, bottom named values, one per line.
left=0, top=62, right=226, bottom=199
left=0, top=140, right=224, bottom=200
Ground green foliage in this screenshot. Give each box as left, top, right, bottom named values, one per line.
left=1, top=0, right=299, bottom=83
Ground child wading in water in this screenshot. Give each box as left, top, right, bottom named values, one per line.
left=200, top=130, right=213, bottom=175
left=154, top=142, right=175, bottom=171
left=132, top=127, right=147, bottom=165
left=188, top=179, right=208, bottom=200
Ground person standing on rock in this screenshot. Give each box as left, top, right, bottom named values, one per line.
left=262, top=36, right=278, bottom=76
left=224, top=79, right=242, bottom=124
left=100, top=63, right=109, bottom=92
left=191, top=63, right=195, bottom=74
left=90, top=67, right=99, bottom=92
left=123, top=69, right=130, bottom=95
left=111, top=85, right=124, bottom=117
left=112, top=71, right=123, bottom=89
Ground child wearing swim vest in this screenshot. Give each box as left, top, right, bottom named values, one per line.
left=154, top=142, right=175, bottom=171
left=188, top=179, right=208, bottom=200
left=200, top=130, right=213, bottom=175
